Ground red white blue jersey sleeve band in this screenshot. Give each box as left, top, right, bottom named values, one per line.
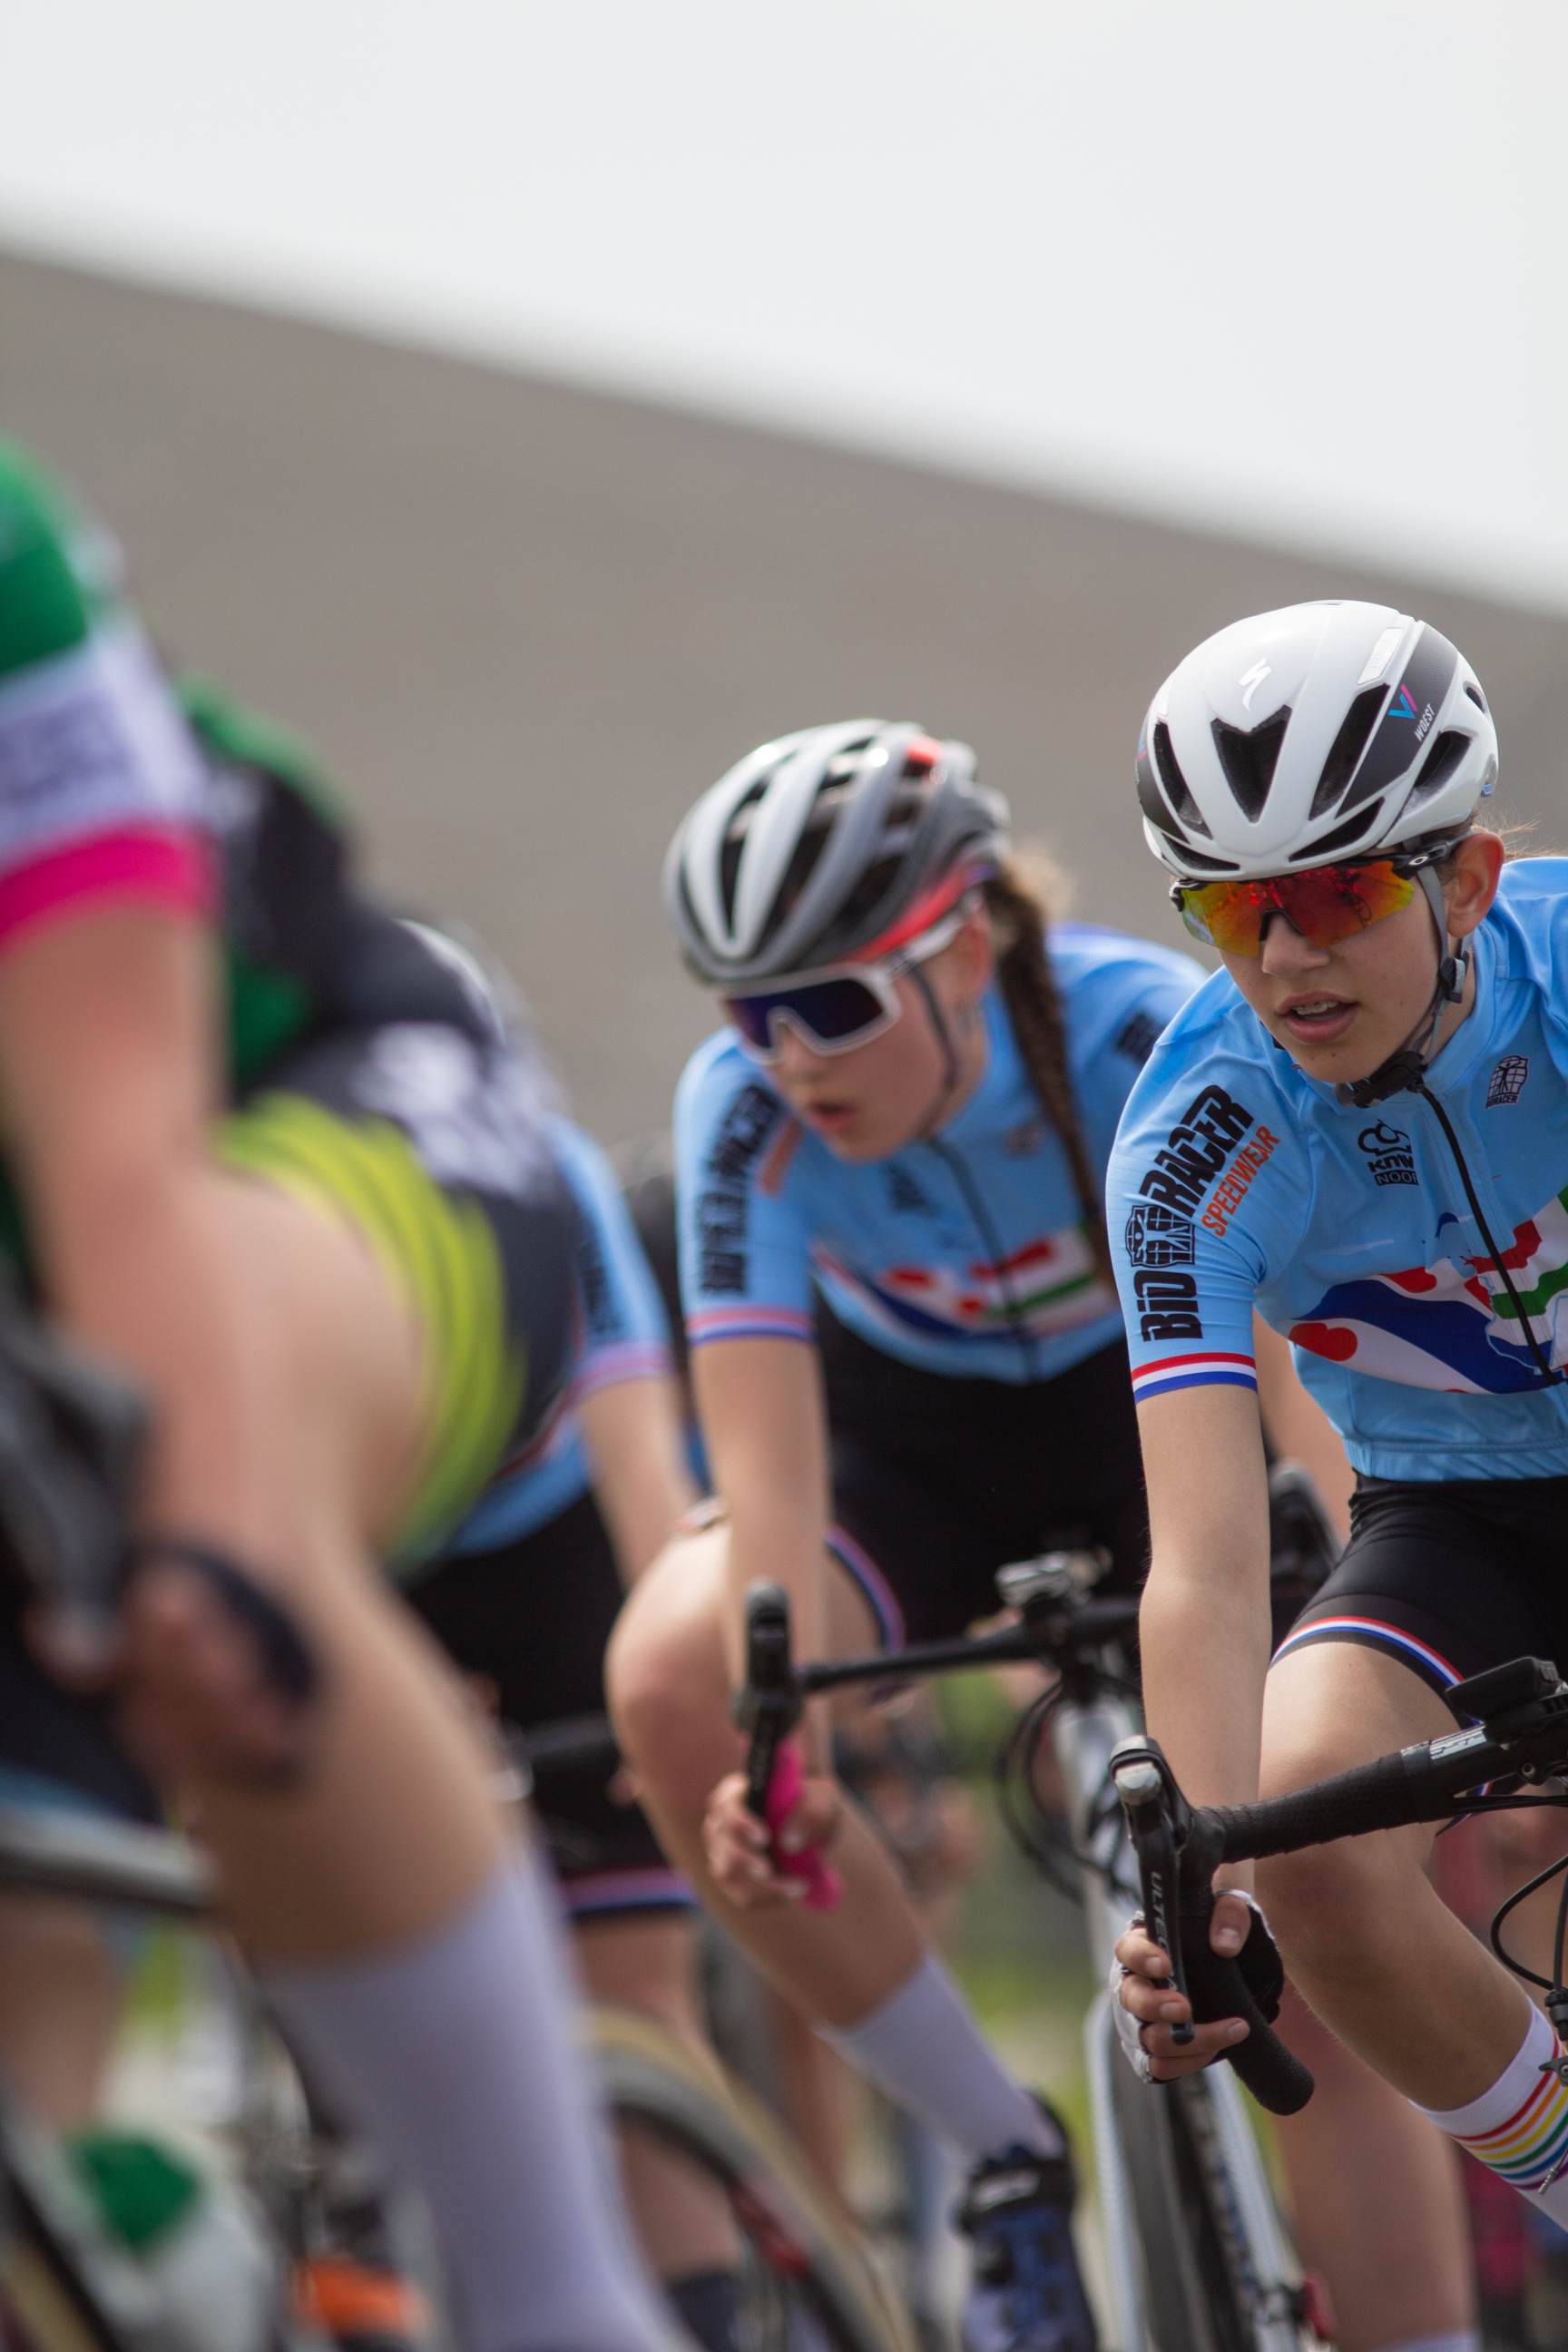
left=1130, top=1351, right=1258, bottom=1403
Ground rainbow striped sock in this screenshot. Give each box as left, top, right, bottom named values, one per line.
left=1420, top=2002, right=1568, bottom=2210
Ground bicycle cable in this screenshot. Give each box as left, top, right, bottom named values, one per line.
left=995, top=1675, right=1141, bottom=1906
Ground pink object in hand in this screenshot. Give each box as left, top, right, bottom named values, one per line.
left=764, top=1739, right=843, bottom=1911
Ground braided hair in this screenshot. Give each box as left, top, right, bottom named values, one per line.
left=982, top=864, right=1112, bottom=1285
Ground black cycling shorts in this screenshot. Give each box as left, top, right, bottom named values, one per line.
left=1275, top=1474, right=1568, bottom=1706
left=407, top=1489, right=694, bottom=1923
left=817, top=1303, right=1150, bottom=1651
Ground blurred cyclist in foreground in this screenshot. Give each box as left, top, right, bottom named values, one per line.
left=0, top=437, right=667, bottom=2352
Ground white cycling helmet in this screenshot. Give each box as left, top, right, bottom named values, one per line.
left=1137, top=601, right=1498, bottom=883
left=664, top=720, right=1009, bottom=985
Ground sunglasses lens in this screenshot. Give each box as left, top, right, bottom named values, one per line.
left=1284, top=862, right=1416, bottom=943
left=726, top=975, right=889, bottom=1055
left=1179, top=862, right=1416, bottom=956
left=1177, top=881, right=1266, bottom=955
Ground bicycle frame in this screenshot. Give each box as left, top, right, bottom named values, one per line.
left=739, top=1568, right=1317, bottom=2352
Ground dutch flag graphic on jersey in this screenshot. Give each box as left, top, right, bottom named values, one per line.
left=1289, top=1184, right=1568, bottom=1393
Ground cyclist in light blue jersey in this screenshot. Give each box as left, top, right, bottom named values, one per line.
left=1109, top=600, right=1568, bottom=2350
left=673, top=921, right=1197, bottom=1394
left=610, top=720, right=1206, bottom=2352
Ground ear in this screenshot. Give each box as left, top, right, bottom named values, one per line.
left=1443, top=829, right=1504, bottom=940
left=939, top=911, right=995, bottom=1005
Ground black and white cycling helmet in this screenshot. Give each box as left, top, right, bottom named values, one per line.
left=1138, top=601, right=1498, bottom=882
left=664, top=720, right=1009, bottom=985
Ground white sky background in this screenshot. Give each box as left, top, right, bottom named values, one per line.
left=2, top=0, right=1563, bottom=612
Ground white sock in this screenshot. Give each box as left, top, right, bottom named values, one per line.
left=1373, top=2337, right=1481, bottom=2352
left=819, top=1951, right=1061, bottom=2163
left=1417, top=2000, right=1568, bottom=2227
left=264, top=1851, right=665, bottom=2352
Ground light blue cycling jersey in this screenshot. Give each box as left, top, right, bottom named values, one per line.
left=675, top=923, right=1204, bottom=1385
left=450, top=1118, right=672, bottom=1553
left=1107, top=860, right=1568, bottom=1482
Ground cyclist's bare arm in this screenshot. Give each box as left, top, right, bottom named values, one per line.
left=1251, top=1312, right=1353, bottom=1541
left=579, top=1373, right=696, bottom=1587
left=691, top=1337, right=833, bottom=1686
left=685, top=1336, right=843, bottom=1899
left=1117, top=1381, right=1275, bottom=2073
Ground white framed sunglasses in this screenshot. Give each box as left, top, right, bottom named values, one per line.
left=723, top=902, right=973, bottom=1062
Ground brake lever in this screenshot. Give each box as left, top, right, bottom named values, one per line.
left=735, top=1582, right=804, bottom=1819
left=1111, top=1734, right=1195, bottom=2045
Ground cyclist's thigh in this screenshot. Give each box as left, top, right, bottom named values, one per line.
left=609, top=1515, right=879, bottom=1791
left=1260, top=1476, right=1557, bottom=1803
left=411, top=1492, right=699, bottom=1920
left=827, top=1436, right=1001, bottom=1650
left=1272, top=1476, right=1563, bottom=1704
left=220, top=1021, right=578, bottom=1571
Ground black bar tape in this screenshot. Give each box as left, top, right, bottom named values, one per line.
left=1207, top=1740, right=1494, bottom=1863
left=1178, top=1879, right=1314, bottom=2115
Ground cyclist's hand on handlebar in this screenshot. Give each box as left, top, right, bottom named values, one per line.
left=703, top=1768, right=840, bottom=1908
left=1114, top=1892, right=1255, bottom=2080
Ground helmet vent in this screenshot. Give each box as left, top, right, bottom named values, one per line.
left=1291, top=801, right=1383, bottom=861
left=1173, top=846, right=1241, bottom=872
left=720, top=779, right=769, bottom=926
left=1406, top=730, right=1470, bottom=808
left=1465, top=681, right=1487, bottom=713
left=1210, top=709, right=1290, bottom=822
left=1152, top=723, right=1210, bottom=836
left=1310, top=685, right=1387, bottom=818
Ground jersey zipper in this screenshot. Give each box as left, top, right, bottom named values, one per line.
left=922, top=1135, right=1044, bottom=1383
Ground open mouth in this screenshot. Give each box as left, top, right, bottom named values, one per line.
left=799, top=1098, right=858, bottom=1132
left=1277, top=995, right=1357, bottom=1043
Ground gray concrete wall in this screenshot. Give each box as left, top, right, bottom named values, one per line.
left=4, top=249, right=1563, bottom=1141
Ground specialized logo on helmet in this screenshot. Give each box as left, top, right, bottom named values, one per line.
left=1238, top=660, right=1272, bottom=714
left=1357, top=1122, right=1416, bottom=1188
left=1486, top=1054, right=1529, bottom=1108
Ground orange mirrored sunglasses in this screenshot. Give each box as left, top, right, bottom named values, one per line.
left=1172, top=858, right=1420, bottom=956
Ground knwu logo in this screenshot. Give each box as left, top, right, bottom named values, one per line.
left=1358, top=1122, right=1416, bottom=1188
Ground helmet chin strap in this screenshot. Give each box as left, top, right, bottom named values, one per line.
left=1333, top=865, right=1468, bottom=1111
left=907, top=965, right=965, bottom=1134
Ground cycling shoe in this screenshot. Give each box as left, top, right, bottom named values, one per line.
left=956, top=2106, right=1097, bottom=2352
